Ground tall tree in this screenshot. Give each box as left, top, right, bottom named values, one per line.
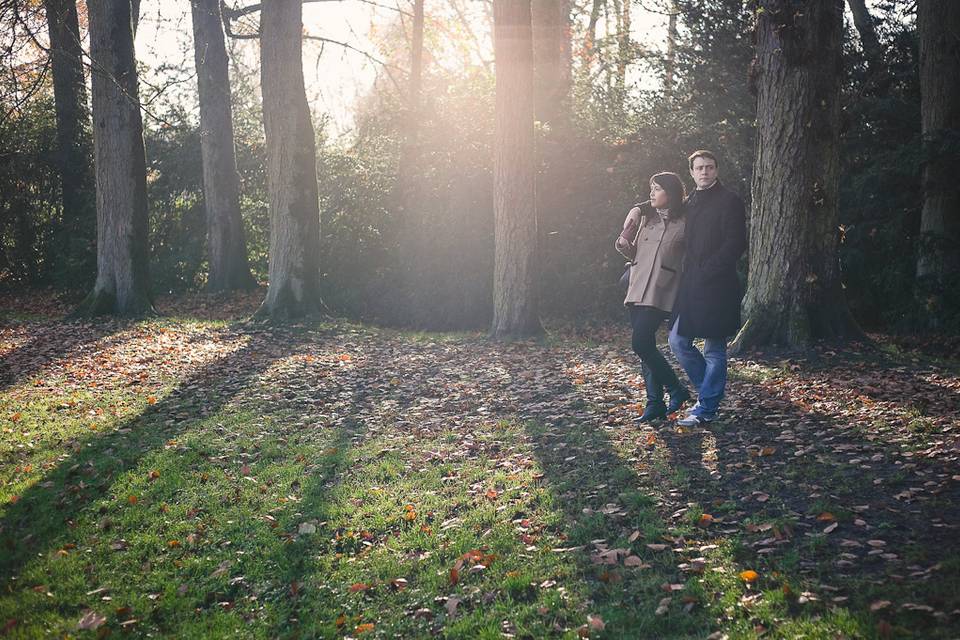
left=664, top=0, right=678, bottom=99
left=254, top=0, right=322, bottom=320
left=532, top=0, right=571, bottom=129
left=190, top=0, right=256, bottom=292
left=916, top=0, right=960, bottom=318
left=43, top=0, right=95, bottom=286
left=732, top=0, right=859, bottom=349
left=491, top=0, right=542, bottom=338
left=75, top=0, right=153, bottom=316
left=846, top=0, right=881, bottom=66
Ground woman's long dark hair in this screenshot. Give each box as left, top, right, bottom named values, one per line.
left=650, top=172, right=686, bottom=218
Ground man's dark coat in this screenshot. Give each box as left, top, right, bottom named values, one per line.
left=673, top=180, right=747, bottom=338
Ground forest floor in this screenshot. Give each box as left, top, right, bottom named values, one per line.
left=1, top=290, right=959, bottom=639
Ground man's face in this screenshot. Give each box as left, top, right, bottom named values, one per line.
left=690, top=157, right=718, bottom=189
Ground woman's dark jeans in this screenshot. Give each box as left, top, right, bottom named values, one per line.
left=629, top=305, right=684, bottom=407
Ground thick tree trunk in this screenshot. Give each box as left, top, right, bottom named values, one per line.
left=75, top=0, right=154, bottom=317
left=732, top=0, right=860, bottom=350
left=44, top=0, right=96, bottom=286
left=916, top=0, right=960, bottom=315
left=532, top=0, right=571, bottom=129
left=190, top=0, right=256, bottom=292
left=491, top=0, right=542, bottom=338
left=254, top=0, right=322, bottom=320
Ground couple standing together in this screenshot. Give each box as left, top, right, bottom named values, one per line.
left=615, top=150, right=747, bottom=427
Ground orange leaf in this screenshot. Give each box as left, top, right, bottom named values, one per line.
left=698, top=514, right=714, bottom=527
left=739, top=570, right=759, bottom=582
left=337, top=354, right=352, bottom=362
left=485, top=489, right=498, bottom=500
left=127, top=495, right=138, bottom=505
left=350, top=582, right=369, bottom=593
left=816, top=512, right=836, bottom=522
left=147, top=396, right=157, bottom=405
left=149, top=470, right=160, bottom=480
left=449, top=567, right=459, bottom=585
left=335, top=615, right=347, bottom=627
left=403, top=510, right=417, bottom=521
left=167, top=540, right=181, bottom=548
left=9, top=412, right=21, bottom=422
left=355, top=622, right=375, bottom=634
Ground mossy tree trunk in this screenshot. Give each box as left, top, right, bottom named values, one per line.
left=732, top=0, right=860, bottom=350
left=75, top=0, right=154, bottom=317
left=44, top=0, right=96, bottom=287
left=254, top=0, right=322, bottom=320
left=916, top=0, right=960, bottom=321
left=190, top=0, right=256, bottom=292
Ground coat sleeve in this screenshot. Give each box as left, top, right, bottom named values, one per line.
left=701, top=194, right=746, bottom=276
left=615, top=207, right=642, bottom=260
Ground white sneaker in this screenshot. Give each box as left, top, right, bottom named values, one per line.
left=677, top=414, right=712, bottom=427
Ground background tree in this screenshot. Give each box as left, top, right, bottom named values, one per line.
left=532, top=0, right=571, bottom=130
left=43, top=0, right=95, bottom=287
left=75, top=0, right=153, bottom=316
left=491, top=0, right=541, bottom=338
left=916, top=0, right=960, bottom=323
left=254, top=0, right=323, bottom=320
left=190, top=0, right=256, bottom=292
left=733, top=0, right=860, bottom=349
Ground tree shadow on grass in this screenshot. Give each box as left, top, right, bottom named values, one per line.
left=0, top=318, right=125, bottom=391
left=0, top=325, right=307, bottom=584
left=641, top=359, right=960, bottom=638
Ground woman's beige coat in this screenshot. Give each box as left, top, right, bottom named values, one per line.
left=615, top=204, right=686, bottom=312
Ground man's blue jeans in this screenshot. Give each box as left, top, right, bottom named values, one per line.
left=668, top=317, right=727, bottom=419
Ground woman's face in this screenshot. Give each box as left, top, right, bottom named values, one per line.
left=649, top=181, right=669, bottom=209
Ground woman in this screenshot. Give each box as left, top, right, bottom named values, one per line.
left=615, top=172, right=691, bottom=422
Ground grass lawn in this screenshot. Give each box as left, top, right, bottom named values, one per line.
left=2, top=293, right=959, bottom=638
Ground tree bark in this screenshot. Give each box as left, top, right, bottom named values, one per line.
left=190, top=0, right=256, bottom=292
left=732, top=0, right=860, bottom=350
left=254, top=0, right=322, bottom=320
left=916, top=0, right=960, bottom=315
left=846, top=0, right=881, bottom=65
left=664, top=1, right=678, bottom=99
left=532, top=0, right=571, bottom=129
left=75, top=0, right=154, bottom=317
left=44, top=0, right=96, bottom=286
left=491, top=0, right=542, bottom=338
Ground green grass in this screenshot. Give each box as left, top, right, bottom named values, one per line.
left=1, top=316, right=958, bottom=638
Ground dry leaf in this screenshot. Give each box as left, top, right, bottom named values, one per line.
left=77, top=610, right=107, bottom=630
left=739, top=570, right=759, bottom=582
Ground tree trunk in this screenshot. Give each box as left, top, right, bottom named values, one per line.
left=615, top=0, right=630, bottom=94
left=916, top=0, right=960, bottom=316
left=190, top=0, right=256, bottom=292
left=846, top=0, right=881, bottom=65
left=664, top=1, right=678, bottom=99
left=732, top=0, right=860, bottom=350
left=254, top=0, right=322, bottom=320
left=75, top=0, right=154, bottom=317
left=491, top=0, right=542, bottom=338
left=532, top=0, right=571, bottom=129
left=44, top=0, right=96, bottom=286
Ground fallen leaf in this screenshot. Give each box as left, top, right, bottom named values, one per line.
left=655, top=597, right=672, bottom=615
left=823, top=522, right=838, bottom=534
left=77, top=610, right=107, bottom=630
left=739, top=570, right=759, bottom=582
left=350, top=582, right=369, bottom=593
left=446, top=596, right=462, bottom=617
left=355, top=622, right=374, bottom=634
left=485, top=488, right=498, bottom=500
left=587, top=614, right=605, bottom=631
left=816, top=512, right=836, bottom=522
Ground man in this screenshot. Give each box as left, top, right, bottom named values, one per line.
left=668, top=150, right=747, bottom=427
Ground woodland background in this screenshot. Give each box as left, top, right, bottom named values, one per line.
left=1, top=0, right=956, bottom=339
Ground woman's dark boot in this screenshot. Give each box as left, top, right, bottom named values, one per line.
left=639, top=363, right=667, bottom=423
left=666, top=386, right=691, bottom=415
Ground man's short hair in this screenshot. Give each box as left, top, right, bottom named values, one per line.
left=688, top=150, right=718, bottom=171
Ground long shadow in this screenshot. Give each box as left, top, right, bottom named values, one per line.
left=648, top=352, right=960, bottom=637
left=0, top=318, right=125, bottom=391
left=0, top=325, right=308, bottom=583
